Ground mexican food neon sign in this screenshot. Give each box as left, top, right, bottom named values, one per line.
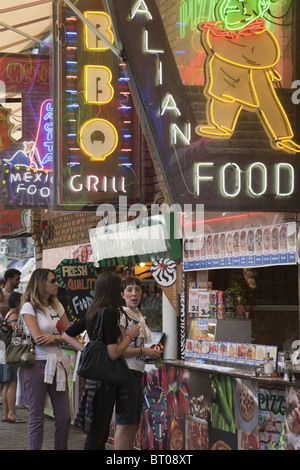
left=0, top=53, right=52, bottom=209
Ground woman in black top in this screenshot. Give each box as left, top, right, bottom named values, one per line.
left=63, top=271, right=140, bottom=450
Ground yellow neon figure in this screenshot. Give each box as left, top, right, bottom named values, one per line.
left=196, top=0, right=300, bottom=154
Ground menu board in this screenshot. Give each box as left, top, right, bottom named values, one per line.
left=55, top=258, right=97, bottom=322
left=184, top=222, right=297, bottom=271
left=185, top=339, right=277, bottom=368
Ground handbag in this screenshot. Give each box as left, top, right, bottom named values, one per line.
left=77, top=308, right=131, bottom=384
left=0, top=314, right=14, bottom=347
left=5, top=318, right=35, bottom=367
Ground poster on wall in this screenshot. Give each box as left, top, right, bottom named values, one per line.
left=210, top=373, right=237, bottom=450
left=139, top=364, right=168, bottom=450
left=0, top=203, right=29, bottom=237
left=150, top=258, right=178, bottom=309
left=187, top=369, right=211, bottom=450
left=235, top=379, right=260, bottom=450
left=53, top=0, right=138, bottom=209
left=142, top=365, right=212, bottom=451
left=258, top=383, right=285, bottom=450
left=107, top=0, right=300, bottom=212
left=0, top=53, right=52, bottom=209
left=183, top=223, right=297, bottom=271
left=285, top=386, right=300, bottom=450
left=55, top=258, right=97, bottom=322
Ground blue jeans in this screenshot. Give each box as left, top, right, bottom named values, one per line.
left=23, top=360, right=71, bottom=450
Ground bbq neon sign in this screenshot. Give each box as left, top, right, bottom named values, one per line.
left=53, top=0, right=136, bottom=209
left=80, top=12, right=118, bottom=161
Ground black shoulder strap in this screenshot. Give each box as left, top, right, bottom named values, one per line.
left=5, top=312, right=15, bottom=321
left=92, top=308, right=105, bottom=338
left=122, top=309, right=129, bottom=330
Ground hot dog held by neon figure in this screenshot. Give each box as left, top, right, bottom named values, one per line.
left=196, top=0, right=300, bottom=155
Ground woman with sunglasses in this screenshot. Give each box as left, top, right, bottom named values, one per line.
left=19, top=268, right=71, bottom=450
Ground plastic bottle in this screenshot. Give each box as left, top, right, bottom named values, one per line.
left=225, top=292, right=233, bottom=318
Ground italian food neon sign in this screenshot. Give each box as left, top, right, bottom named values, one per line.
left=106, top=0, right=299, bottom=211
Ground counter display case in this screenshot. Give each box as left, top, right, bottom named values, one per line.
left=137, top=361, right=300, bottom=450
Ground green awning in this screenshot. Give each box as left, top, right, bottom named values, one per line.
left=89, top=213, right=182, bottom=267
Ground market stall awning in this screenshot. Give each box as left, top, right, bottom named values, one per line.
left=0, top=1, right=52, bottom=54
left=89, top=214, right=182, bottom=267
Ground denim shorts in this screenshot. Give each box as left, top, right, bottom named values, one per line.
left=115, top=370, right=144, bottom=425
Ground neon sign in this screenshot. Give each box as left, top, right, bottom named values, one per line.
left=53, top=0, right=137, bottom=209
left=127, top=1, right=191, bottom=147
left=197, top=0, right=300, bottom=154
left=194, top=161, right=295, bottom=199
left=107, top=0, right=300, bottom=211
left=0, top=53, right=51, bottom=209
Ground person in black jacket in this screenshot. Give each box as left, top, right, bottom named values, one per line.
left=63, top=271, right=140, bottom=450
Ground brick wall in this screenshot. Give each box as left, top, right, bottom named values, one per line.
left=29, top=135, right=162, bottom=257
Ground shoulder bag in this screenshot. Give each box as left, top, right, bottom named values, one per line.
left=0, top=313, right=14, bottom=347
left=77, top=308, right=131, bottom=384
left=5, top=317, right=35, bottom=367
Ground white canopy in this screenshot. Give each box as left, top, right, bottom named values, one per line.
left=0, top=0, right=52, bottom=54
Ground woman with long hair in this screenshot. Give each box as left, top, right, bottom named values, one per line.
left=20, top=268, right=72, bottom=450
left=62, top=271, right=140, bottom=450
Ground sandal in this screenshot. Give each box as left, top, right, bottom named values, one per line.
left=7, top=417, right=26, bottom=423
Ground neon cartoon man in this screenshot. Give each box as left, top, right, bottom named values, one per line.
left=196, top=0, right=300, bottom=154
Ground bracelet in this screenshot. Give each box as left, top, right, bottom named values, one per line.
left=139, top=347, right=145, bottom=360
left=125, top=333, right=133, bottom=342
left=53, top=334, right=59, bottom=344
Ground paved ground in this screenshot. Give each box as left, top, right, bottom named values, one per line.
left=0, top=405, right=114, bottom=451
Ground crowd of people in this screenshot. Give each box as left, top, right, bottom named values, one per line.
left=0, top=268, right=162, bottom=450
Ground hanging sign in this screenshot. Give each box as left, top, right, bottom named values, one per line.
left=52, top=0, right=138, bottom=209
left=0, top=53, right=52, bottom=209
left=0, top=202, right=29, bottom=236
left=107, top=0, right=300, bottom=212
left=55, top=258, right=97, bottom=322
left=183, top=222, right=297, bottom=271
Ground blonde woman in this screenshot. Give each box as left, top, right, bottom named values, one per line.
left=20, top=269, right=71, bottom=450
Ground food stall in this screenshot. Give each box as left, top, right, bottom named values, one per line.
left=136, top=216, right=300, bottom=451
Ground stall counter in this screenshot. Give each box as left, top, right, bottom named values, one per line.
left=137, top=360, right=300, bottom=451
